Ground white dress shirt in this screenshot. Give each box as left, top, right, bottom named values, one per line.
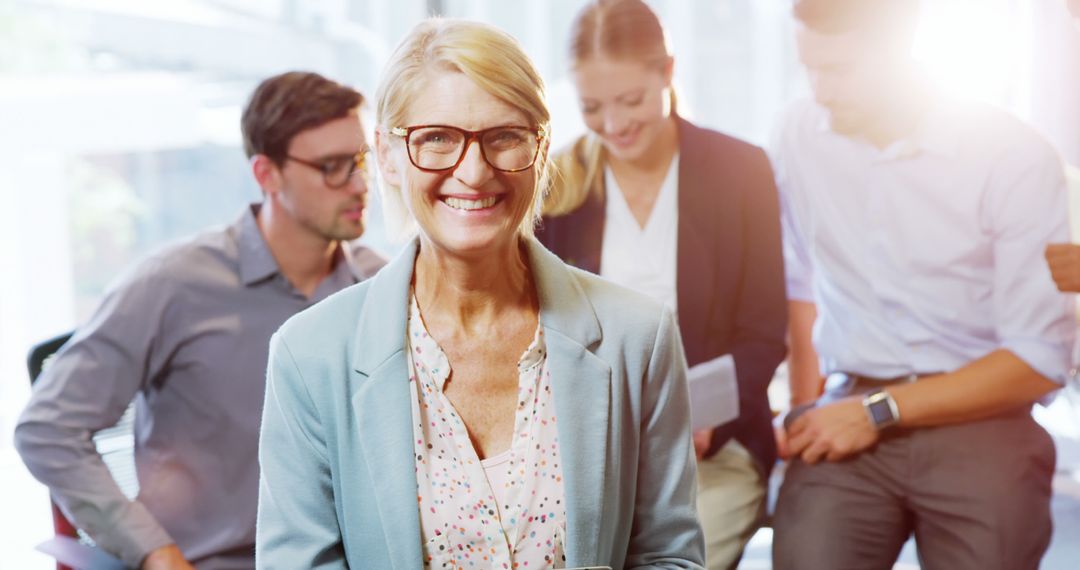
left=772, top=99, right=1075, bottom=383
left=600, top=154, right=680, bottom=314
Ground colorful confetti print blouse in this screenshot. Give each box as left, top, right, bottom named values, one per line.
left=406, top=294, right=567, bottom=569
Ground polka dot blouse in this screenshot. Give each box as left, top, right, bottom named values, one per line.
left=406, top=294, right=567, bottom=569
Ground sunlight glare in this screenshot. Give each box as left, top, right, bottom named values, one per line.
left=912, top=0, right=1030, bottom=105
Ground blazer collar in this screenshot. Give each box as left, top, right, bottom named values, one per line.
left=349, top=239, right=417, bottom=375
left=350, top=236, right=603, bottom=367
left=525, top=237, right=602, bottom=349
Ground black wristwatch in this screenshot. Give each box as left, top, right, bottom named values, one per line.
left=862, top=389, right=900, bottom=430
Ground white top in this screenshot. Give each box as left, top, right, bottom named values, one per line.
left=600, top=154, right=680, bottom=314
left=406, top=294, right=567, bottom=569
left=772, top=99, right=1076, bottom=383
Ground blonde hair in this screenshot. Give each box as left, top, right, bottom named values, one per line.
left=374, top=18, right=552, bottom=241
left=545, top=0, right=675, bottom=216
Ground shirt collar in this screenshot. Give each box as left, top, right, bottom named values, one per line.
left=236, top=204, right=281, bottom=286
left=237, top=203, right=363, bottom=288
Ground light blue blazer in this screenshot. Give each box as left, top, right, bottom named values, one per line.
left=256, top=238, right=705, bottom=569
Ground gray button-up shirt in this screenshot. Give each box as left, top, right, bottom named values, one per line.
left=15, top=205, right=385, bottom=569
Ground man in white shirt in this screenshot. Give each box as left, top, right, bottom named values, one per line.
left=771, top=1, right=1076, bottom=568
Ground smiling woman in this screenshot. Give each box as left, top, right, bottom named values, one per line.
left=378, top=69, right=544, bottom=257
left=535, top=2, right=788, bottom=569
left=255, top=16, right=705, bottom=570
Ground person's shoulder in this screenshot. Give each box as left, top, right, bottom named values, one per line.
left=774, top=99, right=824, bottom=140
left=277, top=280, right=371, bottom=348
left=109, top=222, right=237, bottom=295
left=953, top=101, right=1059, bottom=162
left=344, top=241, right=388, bottom=280
left=680, top=118, right=765, bottom=157
left=565, top=266, right=670, bottom=341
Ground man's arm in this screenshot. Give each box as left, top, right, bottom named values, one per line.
left=770, top=126, right=822, bottom=408
left=770, top=122, right=826, bottom=459
left=786, top=300, right=823, bottom=407
left=14, top=268, right=180, bottom=568
left=890, top=351, right=1057, bottom=425
left=1046, top=243, right=1080, bottom=293
left=786, top=351, right=1059, bottom=464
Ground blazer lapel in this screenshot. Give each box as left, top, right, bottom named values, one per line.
left=350, top=239, right=422, bottom=569
left=526, top=239, right=612, bottom=565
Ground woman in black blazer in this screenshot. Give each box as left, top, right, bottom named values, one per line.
left=538, top=2, right=788, bottom=568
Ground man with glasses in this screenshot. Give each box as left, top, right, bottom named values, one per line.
left=15, top=71, right=384, bottom=570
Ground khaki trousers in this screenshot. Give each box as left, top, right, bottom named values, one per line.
left=696, top=439, right=767, bottom=570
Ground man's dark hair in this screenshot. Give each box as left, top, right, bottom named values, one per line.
left=241, top=71, right=364, bottom=164
left=793, top=0, right=920, bottom=35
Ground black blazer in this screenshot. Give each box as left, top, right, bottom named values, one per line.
left=537, top=118, right=788, bottom=474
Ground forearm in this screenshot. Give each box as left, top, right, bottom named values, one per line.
left=786, top=300, right=823, bottom=406
left=889, top=349, right=1060, bottom=428
left=14, top=418, right=173, bottom=567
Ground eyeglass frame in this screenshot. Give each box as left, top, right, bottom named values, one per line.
left=389, top=124, right=547, bottom=173
left=283, top=149, right=372, bottom=189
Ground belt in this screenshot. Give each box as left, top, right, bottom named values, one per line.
left=784, top=371, right=942, bottom=429
left=823, top=371, right=942, bottom=395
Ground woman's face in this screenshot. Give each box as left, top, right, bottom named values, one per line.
left=377, top=70, right=541, bottom=258
left=572, top=56, right=673, bottom=162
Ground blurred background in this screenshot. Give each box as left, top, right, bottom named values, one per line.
left=2, top=0, right=1080, bottom=567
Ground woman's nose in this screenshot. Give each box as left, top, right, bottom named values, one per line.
left=453, top=138, right=494, bottom=187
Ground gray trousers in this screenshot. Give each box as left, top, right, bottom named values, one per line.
left=772, top=407, right=1055, bottom=570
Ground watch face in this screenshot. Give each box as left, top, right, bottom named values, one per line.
left=868, top=398, right=895, bottom=425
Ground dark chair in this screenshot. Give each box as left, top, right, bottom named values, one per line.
left=26, top=331, right=138, bottom=570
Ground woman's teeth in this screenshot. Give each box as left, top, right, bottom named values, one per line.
left=444, top=196, right=498, bottom=211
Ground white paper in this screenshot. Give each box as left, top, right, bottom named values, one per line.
left=687, top=354, right=739, bottom=431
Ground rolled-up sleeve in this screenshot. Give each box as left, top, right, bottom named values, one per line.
left=624, top=309, right=706, bottom=569
left=13, top=267, right=174, bottom=568
left=985, top=138, right=1076, bottom=384
left=769, top=118, right=815, bottom=304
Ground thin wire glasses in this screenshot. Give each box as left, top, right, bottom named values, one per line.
left=285, top=149, right=372, bottom=188
left=390, top=125, right=545, bottom=173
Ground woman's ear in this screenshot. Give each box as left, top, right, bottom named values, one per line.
left=375, top=128, right=403, bottom=188
left=662, top=56, right=675, bottom=87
